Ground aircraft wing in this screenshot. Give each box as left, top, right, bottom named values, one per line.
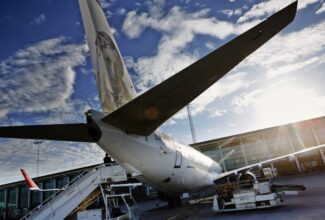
left=0, top=124, right=97, bottom=142
left=214, top=143, right=325, bottom=182
left=102, top=1, right=298, bottom=135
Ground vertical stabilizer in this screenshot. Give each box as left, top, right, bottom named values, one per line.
left=79, top=0, right=137, bottom=114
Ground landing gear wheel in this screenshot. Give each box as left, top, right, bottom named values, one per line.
left=168, top=196, right=182, bottom=208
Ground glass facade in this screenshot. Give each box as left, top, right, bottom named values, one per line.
left=7, top=188, right=18, bottom=219
left=43, top=180, right=56, bottom=200
left=7, top=189, right=16, bottom=210
left=31, top=191, right=41, bottom=209
left=69, top=174, right=78, bottom=182
left=194, top=117, right=325, bottom=176
left=220, top=139, right=246, bottom=171
left=19, top=186, right=28, bottom=208
left=203, top=147, right=224, bottom=167
left=315, top=118, right=325, bottom=143
left=0, top=190, right=5, bottom=219
left=57, top=176, right=69, bottom=188
left=242, top=135, right=269, bottom=164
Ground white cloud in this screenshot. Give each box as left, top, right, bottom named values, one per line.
left=266, top=55, right=324, bottom=78
left=316, top=2, right=325, bottom=14
left=298, top=0, right=322, bottom=9
left=256, top=85, right=325, bottom=127
left=146, top=0, right=166, bottom=19
left=209, top=109, right=227, bottom=118
left=205, top=42, right=215, bottom=50
left=98, top=0, right=110, bottom=9
left=0, top=37, right=88, bottom=120
left=221, top=8, right=242, bottom=17
left=243, top=22, right=325, bottom=78
left=238, top=0, right=321, bottom=23
left=230, top=81, right=325, bottom=128
left=116, top=8, right=127, bottom=16
left=123, top=5, right=257, bottom=92
left=172, top=72, right=255, bottom=120
left=231, top=89, right=263, bottom=112
left=0, top=37, right=106, bottom=184
left=30, top=14, right=46, bottom=25
left=121, top=2, right=265, bottom=120
left=0, top=139, right=105, bottom=185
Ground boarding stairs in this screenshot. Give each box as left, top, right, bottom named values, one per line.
left=21, top=164, right=127, bottom=220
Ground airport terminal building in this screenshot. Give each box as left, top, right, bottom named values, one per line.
left=1, top=116, right=325, bottom=219
left=192, top=116, right=325, bottom=176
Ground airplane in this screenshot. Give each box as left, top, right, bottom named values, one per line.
left=20, top=169, right=65, bottom=191
left=1, top=0, right=320, bottom=207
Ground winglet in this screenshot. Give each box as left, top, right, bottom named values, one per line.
left=20, top=169, right=40, bottom=191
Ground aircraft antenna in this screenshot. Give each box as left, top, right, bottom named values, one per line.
left=187, top=104, right=197, bottom=143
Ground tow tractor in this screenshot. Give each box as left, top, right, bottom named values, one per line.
left=212, top=170, right=305, bottom=212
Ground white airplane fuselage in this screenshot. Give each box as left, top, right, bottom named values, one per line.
left=91, top=110, right=222, bottom=193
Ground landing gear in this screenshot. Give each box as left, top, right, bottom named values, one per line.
left=167, top=196, right=182, bottom=208
left=158, top=191, right=182, bottom=208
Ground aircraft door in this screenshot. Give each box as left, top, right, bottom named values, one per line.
left=174, top=150, right=182, bottom=168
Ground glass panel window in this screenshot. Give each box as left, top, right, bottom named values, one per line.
left=203, top=147, right=222, bottom=163
left=220, top=139, right=246, bottom=170
left=0, top=190, right=5, bottom=218
left=7, top=188, right=17, bottom=210
left=69, top=174, right=78, bottom=183
left=264, top=128, right=291, bottom=157
left=314, top=121, right=325, bottom=144
left=202, top=147, right=226, bottom=170
left=288, top=127, right=317, bottom=150
left=57, top=176, right=69, bottom=188
left=43, top=180, right=55, bottom=200
left=31, top=190, right=42, bottom=208
left=19, top=186, right=29, bottom=208
left=242, top=134, right=269, bottom=164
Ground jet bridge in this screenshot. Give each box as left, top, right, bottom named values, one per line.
left=20, top=164, right=128, bottom=220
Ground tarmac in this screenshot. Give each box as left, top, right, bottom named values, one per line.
left=139, top=172, right=325, bottom=220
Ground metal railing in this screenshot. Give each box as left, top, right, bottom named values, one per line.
left=20, top=164, right=117, bottom=220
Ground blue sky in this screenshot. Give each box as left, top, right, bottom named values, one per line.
left=0, top=0, right=324, bottom=184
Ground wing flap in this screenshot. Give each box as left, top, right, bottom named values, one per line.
left=0, top=124, right=97, bottom=142
left=102, top=1, right=298, bottom=135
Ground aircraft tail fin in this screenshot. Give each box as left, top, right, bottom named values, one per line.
left=79, top=0, right=137, bottom=114
left=20, top=169, right=41, bottom=191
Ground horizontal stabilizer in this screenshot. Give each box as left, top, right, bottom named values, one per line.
left=0, top=124, right=98, bottom=142
left=102, top=1, right=298, bottom=135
